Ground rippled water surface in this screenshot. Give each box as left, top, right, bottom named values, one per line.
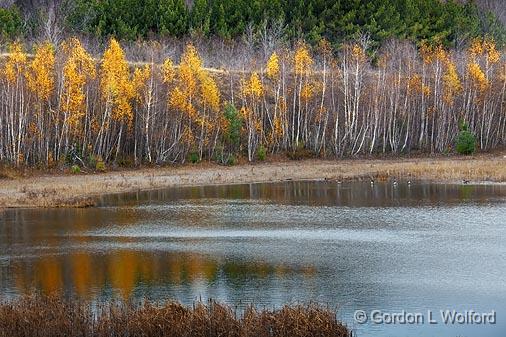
left=1, top=181, right=506, bottom=337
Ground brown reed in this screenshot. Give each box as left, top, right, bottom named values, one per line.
left=0, top=296, right=350, bottom=337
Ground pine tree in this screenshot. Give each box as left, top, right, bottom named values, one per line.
left=190, top=0, right=210, bottom=36
left=159, top=0, right=189, bottom=37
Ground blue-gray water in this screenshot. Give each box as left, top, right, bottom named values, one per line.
left=1, top=181, right=505, bottom=337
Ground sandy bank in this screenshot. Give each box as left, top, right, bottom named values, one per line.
left=1, top=154, right=505, bottom=208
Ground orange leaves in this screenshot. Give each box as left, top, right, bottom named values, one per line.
left=408, top=74, right=430, bottom=96
left=418, top=43, right=463, bottom=102
left=168, top=44, right=199, bottom=122
left=27, top=42, right=55, bottom=102
left=301, top=83, right=314, bottom=102
left=266, top=52, right=280, bottom=80
left=169, top=87, right=188, bottom=112
left=61, top=38, right=95, bottom=128
left=169, top=43, right=221, bottom=116
left=487, top=43, right=501, bottom=64
left=132, top=64, right=152, bottom=103
left=468, top=62, right=488, bottom=91
left=240, top=106, right=251, bottom=120
left=100, top=38, right=134, bottom=124
left=469, top=38, right=500, bottom=64
left=161, top=58, right=175, bottom=84
left=165, top=43, right=221, bottom=153
left=242, top=72, right=263, bottom=99
left=199, top=72, right=220, bottom=112
left=178, top=44, right=201, bottom=98
left=442, top=60, right=462, bottom=104
left=272, top=115, right=283, bottom=138
left=351, top=44, right=366, bottom=63
left=180, top=44, right=202, bottom=71
left=181, top=125, right=195, bottom=146
left=466, top=38, right=500, bottom=92
left=294, top=43, right=313, bottom=76
left=4, top=42, right=27, bottom=83
left=468, top=39, right=484, bottom=57
left=420, top=44, right=447, bottom=64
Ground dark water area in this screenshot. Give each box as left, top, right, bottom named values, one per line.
left=1, top=181, right=505, bottom=337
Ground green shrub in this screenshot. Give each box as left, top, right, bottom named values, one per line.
left=70, top=165, right=81, bottom=174
left=223, top=103, right=242, bottom=149
left=456, top=123, right=476, bottom=155
left=456, top=130, right=476, bottom=155
left=227, top=154, right=237, bottom=166
left=95, top=160, right=106, bottom=172
left=88, top=154, right=97, bottom=168
left=257, top=145, right=266, bottom=161
left=188, top=151, right=199, bottom=164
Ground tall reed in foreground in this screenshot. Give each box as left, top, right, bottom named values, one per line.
left=0, top=296, right=350, bottom=337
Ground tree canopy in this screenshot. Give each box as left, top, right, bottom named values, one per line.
left=2, top=0, right=505, bottom=48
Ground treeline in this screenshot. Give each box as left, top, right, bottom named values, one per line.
left=0, top=37, right=505, bottom=168
left=2, top=0, right=506, bottom=48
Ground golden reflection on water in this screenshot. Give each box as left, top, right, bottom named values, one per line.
left=6, top=250, right=312, bottom=300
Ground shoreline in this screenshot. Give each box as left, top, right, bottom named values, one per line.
left=1, top=154, right=505, bottom=209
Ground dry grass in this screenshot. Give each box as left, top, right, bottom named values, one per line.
left=0, top=153, right=505, bottom=208
left=0, top=296, right=349, bottom=337
left=0, top=164, right=23, bottom=180
left=336, top=155, right=506, bottom=182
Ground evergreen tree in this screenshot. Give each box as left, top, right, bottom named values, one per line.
left=190, top=0, right=211, bottom=36
left=159, top=0, right=189, bottom=37
left=19, top=0, right=506, bottom=47
left=0, top=6, right=22, bottom=39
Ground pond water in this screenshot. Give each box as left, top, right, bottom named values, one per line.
left=1, top=181, right=506, bottom=337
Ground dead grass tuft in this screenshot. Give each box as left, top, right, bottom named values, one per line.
left=0, top=296, right=349, bottom=337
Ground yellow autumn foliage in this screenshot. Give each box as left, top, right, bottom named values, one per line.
left=61, top=37, right=96, bottom=128
left=169, top=86, right=187, bottom=112
left=351, top=44, right=367, bottom=63
left=162, top=58, right=175, bottom=84
left=469, top=38, right=500, bottom=64
left=199, top=72, right=220, bottom=112
left=301, top=83, right=314, bottom=101
left=408, top=74, right=431, bottom=96
left=484, top=40, right=500, bottom=64
left=420, top=43, right=447, bottom=64
left=443, top=60, right=462, bottom=103
left=168, top=43, right=220, bottom=123
left=468, top=62, right=488, bottom=91
left=132, top=65, right=152, bottom=102
left=468, top=39, right=484, bottom=58
left=266, top=52, right=280, bottom=80
left=27, top=42, right=55, bottom=102
left=100, top=38, right=134, bottom=123
left=294, top=43, right=313, bottom=76
left=242, top=72, right=263, bottom=99
left=4, top=42, right=27, bottom=83
left=178, top=44, right=202, bottom=98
